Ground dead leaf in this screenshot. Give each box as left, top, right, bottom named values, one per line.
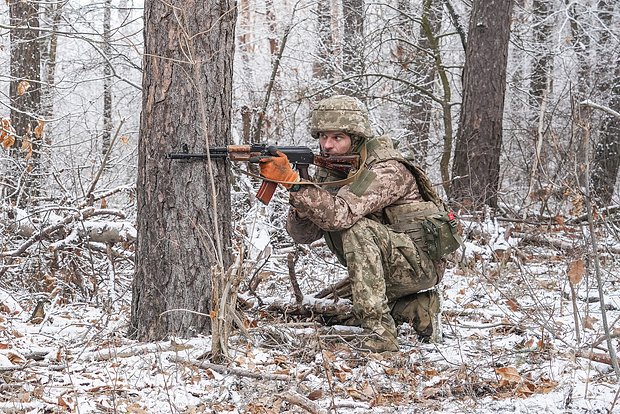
left=0, top=343, right=9, bottom=350
left=506, top=298, right=520, bottom=312
left=0, top=118, right=15, bottom=150
left=307, top=390, right=322, bottom=400
left=7, top=351, right=24, bottom=365
left=34, top=119, right=45, bottom=139
left=346, top=387, right=372, bottom=401
left=100, top=197, right=107, bottom=209
left=583, top=315, right=597, bottom=330
left=17, top=80, right=30, bottom=96
left=322, top=349, right=335, bottom=362
left=32, top=386, right=44, bottom=399
left=567, top=259, right=585, bottom=285
left=496, top=366, right=521, bottom=387
left=21, top=136, right=33, bottom=160
left=125, top=404, right=148, bottom=414
left=0, top=132, right=14, bottom=149
left=335, top=370, right=347, bottom=382
left=121, top=135, right=130, bottom=145
left=424, top=368, right=438, bottom=378
left=273, top=355, right=287, bottom=366
left=58, top=396, right=70, bottom=409
left=538, top=377, right=558, bottom=393
left=516, top=380, right=537, bottom=397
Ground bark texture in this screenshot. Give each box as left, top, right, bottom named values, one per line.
left=450, top=0, right=514, bottom=209
left=130, top=0, right=235, bottom=341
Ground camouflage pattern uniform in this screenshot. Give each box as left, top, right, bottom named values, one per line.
left=286, top=95, right=443, bottom=351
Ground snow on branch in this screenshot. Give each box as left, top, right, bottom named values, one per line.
left=580, top=100, right=620, bottom=119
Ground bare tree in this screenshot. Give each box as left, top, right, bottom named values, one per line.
left=450, top=0, right=514, bottom=209
left=130, top=0, right=235, bottom=341
left=313, top=0, right=336, bottom=98
left=529, top=0, right=554, bottom=111
left=341, top=0, right=365, bottom=96
left=40, top=1, right=62, bottom=121
left=102, top=0, right=113, bottom=155
left=9, top=0, right=42, bottom=200
left=395, top=0, right=443, bottom=169
left=590, top=1, right=620, bottom=205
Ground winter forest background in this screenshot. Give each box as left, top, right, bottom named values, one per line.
left=0, top=0, right=619, bottom=413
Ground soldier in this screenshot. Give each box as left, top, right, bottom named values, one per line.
left=258, top=95, right=457, bottom=352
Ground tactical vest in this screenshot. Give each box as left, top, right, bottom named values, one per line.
left=316, top=136, right=460, bottom=264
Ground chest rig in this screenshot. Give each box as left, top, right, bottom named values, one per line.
left=315, top=136, right=460, bottom=263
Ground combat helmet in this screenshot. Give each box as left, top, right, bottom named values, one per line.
left=310, top=95, right=374, bottom=144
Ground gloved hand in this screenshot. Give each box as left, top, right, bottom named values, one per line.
left=258, top=148, right=299, bottom=189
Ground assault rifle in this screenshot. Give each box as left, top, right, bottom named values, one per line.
left=166, top=144, right=360, bottom=205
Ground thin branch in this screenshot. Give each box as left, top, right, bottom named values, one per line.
left=168, top=355, right=291, bottom=381
left=84, top=119, right=125, bottom=201
left=580, top=100, right=620, bottom=119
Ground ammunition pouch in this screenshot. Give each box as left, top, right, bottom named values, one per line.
left=385, top=201, right=461, bottom=261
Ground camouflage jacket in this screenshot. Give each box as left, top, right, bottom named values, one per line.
left=286, top=137, right=423, bottom=245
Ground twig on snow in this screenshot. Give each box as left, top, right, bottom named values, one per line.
left=277, top=390, right=328, bottom=414
left=167, top=355, right=291, bottom=381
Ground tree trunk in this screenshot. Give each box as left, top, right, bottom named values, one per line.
left=590, top=1, right=620, bottom=205
left=9, top=0, right=41, bottom=150
left=102, top=0, right=113, bottom=155
left=566, top=1, right=592, bottom=193
left=590, top=62, right=620, bottom=206
left=341, top=0, right=365, bottom=96
left=40, top=2, right=61, bottom=122
left=450, top=0, right=514, bottom=209
left=130, top=0, right=235, bottom=341
left=313, top=0, right=336, bottom=97
left=9, top=0, right=42, bottom=201
left=529, top=0, right=553, bottom=110
left=396, top=0, right=443, bottom=169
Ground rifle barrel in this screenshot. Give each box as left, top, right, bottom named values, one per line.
left=166, top=148, right=229, bottom=160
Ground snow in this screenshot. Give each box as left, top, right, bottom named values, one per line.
left=1, top=209, right=619, bottom=413
left=0, top=189, right=619, bottom=413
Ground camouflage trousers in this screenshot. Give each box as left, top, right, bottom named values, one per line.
left=341, top=218, right=441, bottom=336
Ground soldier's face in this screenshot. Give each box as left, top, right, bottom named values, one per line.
left=318, top=132, right=352, bottom=155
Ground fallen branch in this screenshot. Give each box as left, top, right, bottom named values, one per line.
left=287, top=252, right=303, bottom=304
left=277, top=390, right=328, bottom=414
left=1, top=208, right=130, bottom=257
left=168, top=355, right=290, bottom=381
left=78, top=340, right=192, bottom=362
left=313, top=277, right=351, bottom=300
left=0, top=402, right=58, bottom=413
left=576, top=350, right=613, bottom=366
left=267, top=299, right=353, bottom=318
left=513, top=232, right=582, bottom=253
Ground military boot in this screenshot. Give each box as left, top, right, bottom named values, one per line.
left=357, top=315, right=399, bottom=353
left=391, top=289, right=442, bottom=343
left=325, top=315, right=399, bottom=353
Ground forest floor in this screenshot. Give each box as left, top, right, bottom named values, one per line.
left=0, top=206, right=619, bottom=413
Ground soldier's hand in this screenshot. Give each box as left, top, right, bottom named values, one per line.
left=258, top=149, right=299, bottom=189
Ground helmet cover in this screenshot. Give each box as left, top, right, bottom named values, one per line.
left=310, top=95, right=374, bottom=142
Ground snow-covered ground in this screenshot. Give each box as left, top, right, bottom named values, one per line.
left=1, top=203, right=619, bottom=413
